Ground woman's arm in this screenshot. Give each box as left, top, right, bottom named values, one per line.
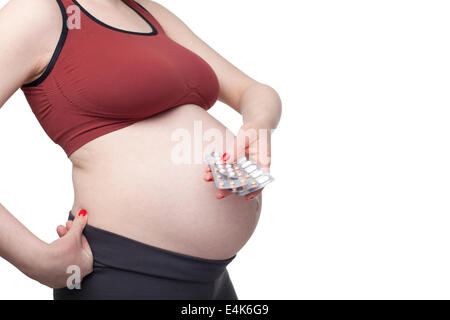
left=239, top=83, right=282, bottom=131
left=0, top=203, right=51, bottom=280
left=0, top=0, right=92, bottom=288
left=0, top=0, right=63, bottom=103
left=0, top=204, right=92, bottom=288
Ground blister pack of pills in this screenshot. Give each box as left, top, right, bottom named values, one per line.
left=205, top=152, right=274, bottom=196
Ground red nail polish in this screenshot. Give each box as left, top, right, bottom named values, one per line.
left=78, top=209, right=87, bottom=217
left=222, top=153, right=230, bottom=162
left=248, top=196, right=255, bottom=200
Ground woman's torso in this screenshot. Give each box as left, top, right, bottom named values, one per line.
left=22, top=0, right=262, bottom=260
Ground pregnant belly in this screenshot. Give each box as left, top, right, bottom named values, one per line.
left=69, top=104, right=262, bottom=260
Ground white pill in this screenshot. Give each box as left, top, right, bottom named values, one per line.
left=245, top=165, right=257, bottom=173
left=228, top=172, right=236, bottom=178
left=237, top=157, right=247, bottom=164
left=256, top=175, right=270, bottom=184
left=250, top=170, right=263, bottom=178
left=241, top=161, right=252, bottom=168
left=219, top=169, right=226, bottom=174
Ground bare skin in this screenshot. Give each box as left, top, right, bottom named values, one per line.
left=0, top=0, right=281, bottom=288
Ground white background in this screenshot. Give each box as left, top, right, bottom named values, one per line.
left=1, top=0, right=450, bottom=299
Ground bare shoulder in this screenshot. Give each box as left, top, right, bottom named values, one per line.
left=0, top=0, right=64, bottom=57
left=0, top=0, right=65, bottom=86
left=0, top=0, right=61, bottom=28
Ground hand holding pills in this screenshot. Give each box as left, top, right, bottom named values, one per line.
left=204, top=122, right=273, bottom=200
left=205, top=151, right=274, bottom=197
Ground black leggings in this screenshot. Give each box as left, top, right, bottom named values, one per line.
left=53, top=212, right=237, bottom=300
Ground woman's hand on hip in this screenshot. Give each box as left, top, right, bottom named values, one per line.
left=36, top=210, right=93, bottom=289
left=204, top=122, right=272, bottom=200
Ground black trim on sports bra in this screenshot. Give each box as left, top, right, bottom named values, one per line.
left=22, top=0, right=68, bottom=88
left=72, top=0, right=158, bottom=36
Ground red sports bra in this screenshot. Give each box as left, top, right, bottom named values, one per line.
left=21, top=0, right=220, bottom=157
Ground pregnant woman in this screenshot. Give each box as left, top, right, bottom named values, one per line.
left=0, top=0, right=281, bottom=299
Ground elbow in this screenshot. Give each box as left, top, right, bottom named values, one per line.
left=260, top=83, right=283, bottom=124
left=247, top=82, right=283, bottom=129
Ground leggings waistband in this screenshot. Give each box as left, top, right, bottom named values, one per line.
left=68, top=211, right=236, bottom=283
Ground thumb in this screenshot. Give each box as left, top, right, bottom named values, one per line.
left=67, top=209, right=88, bottom=239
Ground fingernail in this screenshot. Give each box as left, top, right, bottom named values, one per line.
left=222, top=153, right=230, bottom=162
left=217, top=194, right=225, bottom=199
left=248, top=196, right=255, bottom=200
left=78, top=209, right=87, bottom=217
